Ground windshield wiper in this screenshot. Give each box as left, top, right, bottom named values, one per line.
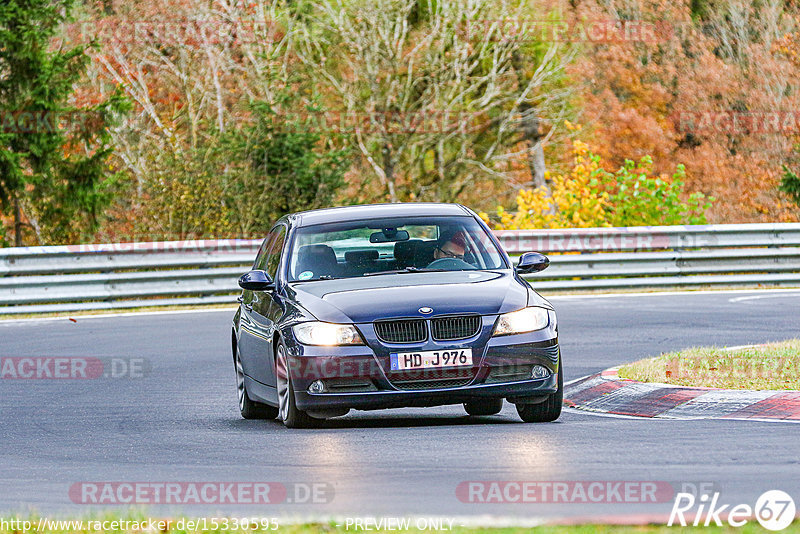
left=363, top=267, right=448, bottom=276
left=291, top=274, right=342, bottom=283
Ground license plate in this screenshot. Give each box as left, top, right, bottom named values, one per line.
left=389, top=349, right=473, bottom=371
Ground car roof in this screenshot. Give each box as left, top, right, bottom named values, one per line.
left=290, top=203, right=472, bottom=227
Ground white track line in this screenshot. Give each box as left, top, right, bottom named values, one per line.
left=0, top=306, right=236, bottom=325
left=564, top=374, right=593, bottom=386
left=728, top=292, right=800, bottom=302
left=2, top=287, right=798, bottom=324
left=563, top=407, right=654, bottom=420
left=549, top=287, right=800, bottom=300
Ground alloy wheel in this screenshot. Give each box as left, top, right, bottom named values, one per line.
left=276, top=344, right=290, bottom=422
left=235, top=349, right=246, bottom=412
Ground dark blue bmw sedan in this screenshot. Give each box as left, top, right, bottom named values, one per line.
left=232, top=203, right=562, bottom=427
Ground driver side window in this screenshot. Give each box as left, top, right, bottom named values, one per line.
left=265, top=226, right=287, bottom=280
left=254, top=232, right=274, bottom=271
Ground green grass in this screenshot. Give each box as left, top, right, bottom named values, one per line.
left=286, top=524, right=792, bottom=533
left=3, top=519, right=800, bottom=534
left=618, top=339, right=800, bottom=389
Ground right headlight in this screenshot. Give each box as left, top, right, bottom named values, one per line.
left=292, top=321, right=364, bottom=346
left=492, top=307, right=549, bottom=336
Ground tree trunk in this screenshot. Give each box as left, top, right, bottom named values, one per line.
left=527, top=122, right=548, bottom=189
left=14, top=195, right=22, bottom=247
left=382, top=143, right=398, bottom=202
left=519, top=107, right=556, bottom=215
left=509, top=52, right=555, bottom=213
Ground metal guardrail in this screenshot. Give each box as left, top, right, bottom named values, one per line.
left=1, top=224, right=799, bottom=314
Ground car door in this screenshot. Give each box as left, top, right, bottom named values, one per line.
left=260, top=224, right=289, bottom=388
left=239, top=225, right=287, bottom=388
left=238, top=230, right=276, bottom=387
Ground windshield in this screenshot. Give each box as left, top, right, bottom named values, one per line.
left=288, top=216, right=506, bottom=282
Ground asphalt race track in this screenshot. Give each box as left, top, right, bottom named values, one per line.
left=1, top=289, right=799, bottom=522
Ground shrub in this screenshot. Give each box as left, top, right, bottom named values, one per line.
left=485, top=140, right=714, bottom=229
left=603, top=157, right=714, bottom=227
left=488, top=141, right=611, bottom=230
left=779, top=164, right=800, bottom=212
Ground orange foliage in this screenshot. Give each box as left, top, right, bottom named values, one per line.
left=59, top=0, right=800, bottom=235
left=565, top=0, right=800, bottom=223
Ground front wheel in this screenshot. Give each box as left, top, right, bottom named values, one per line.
left=235, top=346, right=278, bottom=420
left=276, top=341, right=321, bottom=429
left=516, top=359, right=563, bottom=423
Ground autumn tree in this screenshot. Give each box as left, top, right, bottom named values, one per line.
left=567, top=0, right=800, bottom=223
left=294, top=0, right=574, bottom=206
left=0, top=0, right=127, bottom=245
left=80, top=0, right=301, bottom=238
left=223, top=100, right=351, bottom=233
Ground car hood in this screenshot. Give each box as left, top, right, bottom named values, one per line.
left=287, top=270, right=542, bottom=323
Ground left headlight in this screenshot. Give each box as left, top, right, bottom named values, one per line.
left=493, top=307, right=549, bottom=336
left=292, top=322, right=364, bottom=346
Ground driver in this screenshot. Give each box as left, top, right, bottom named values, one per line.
left=433, top=229, right=467, bottom=261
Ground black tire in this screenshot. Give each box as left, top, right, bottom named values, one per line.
left=516, top=358, right=563, bottom=423
left=235, top=345, right=279, bottom=420
left=464, top=398, right=504, bottom=416
left=275, top=341, right=321, bottom=429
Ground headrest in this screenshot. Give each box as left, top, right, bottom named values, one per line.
left=294, top=244, right=338, bottom=279
left=344, top=249, right=379, bottom=264
left=298, top=244, right=337, bottom=262
left=394, top=239, right=422, bottom=263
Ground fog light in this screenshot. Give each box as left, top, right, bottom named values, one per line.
left=308, top=380, right=326, bottom=394
left=531, top=365, right=550, bottom=379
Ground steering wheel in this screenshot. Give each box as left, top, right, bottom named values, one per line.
left=425, top=257, right=477, bottom=270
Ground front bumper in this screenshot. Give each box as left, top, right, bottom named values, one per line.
left=283, top=314, right=561, bottom=412
left=294, top=374, right=558, bottom=411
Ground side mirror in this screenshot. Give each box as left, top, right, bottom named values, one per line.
left=238, top=270, right=275, bottom=291
left=515, top=252, right=550, bottom=274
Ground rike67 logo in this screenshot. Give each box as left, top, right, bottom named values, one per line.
left=669, top=490, right=796, bottom=531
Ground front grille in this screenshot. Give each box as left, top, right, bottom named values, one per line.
left=387, top=368, right=477, bottom=390
left=392, top=378, right=474, bottom=390
left=431, top=315, right=482, bottom=341
left=484, top=365, right=534, bottom=384
left=374, top=319, right=427, bottom=343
